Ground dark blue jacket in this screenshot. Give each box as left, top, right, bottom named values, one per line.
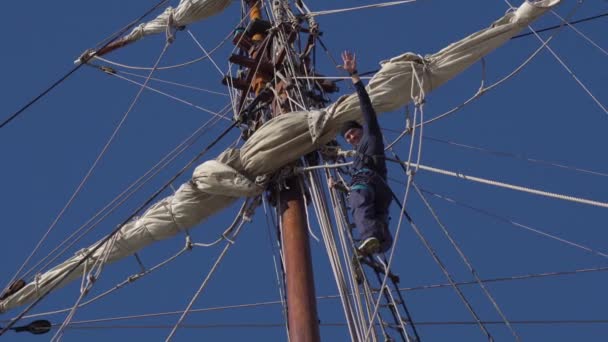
left=351, top=80, right=387, bottom=183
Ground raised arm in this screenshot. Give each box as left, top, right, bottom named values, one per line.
left=341, top=51, right=382, bottom=144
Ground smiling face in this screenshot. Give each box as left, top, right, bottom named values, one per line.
left=344, top=127, right=363, bottom=146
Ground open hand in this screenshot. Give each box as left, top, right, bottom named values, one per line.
left=340, top=50, right=357, bottom=74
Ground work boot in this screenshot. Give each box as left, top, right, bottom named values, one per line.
left=0, top=279, right=25, bottom=301
left=357, top=236, right=381, bottom=255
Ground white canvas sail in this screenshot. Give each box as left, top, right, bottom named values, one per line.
left=0, top=0, right=560, bottom=313
left=123, top=0, right=233, bottom=43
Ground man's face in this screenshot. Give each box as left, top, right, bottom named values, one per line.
left=344, top=127, right=362, bottom=146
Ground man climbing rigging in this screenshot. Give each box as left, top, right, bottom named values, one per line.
left=337, top=50, right=393, bottom=255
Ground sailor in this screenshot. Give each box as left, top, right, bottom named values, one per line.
left=337, top=51, right=393, bottom=255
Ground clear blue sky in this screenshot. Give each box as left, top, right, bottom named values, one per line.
left=1, top=0, right=607, bottom=341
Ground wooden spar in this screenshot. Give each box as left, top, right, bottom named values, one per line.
left=241, top=1, right=320, bottom=340
left=280, top=179, right=321, bottom=342
left=271, top=1, right=320, bottom=339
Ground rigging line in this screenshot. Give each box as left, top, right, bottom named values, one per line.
left=235, top=34, right=274, bottom=116
left=501, top=1, right=607, bottom=114
left=185, top=28, right=241, bottom=114
left=91, top=1, right=171, bottom=49
left=107, top=71, right=231, bottom=120
left=22, top=106, right=229, bottom=280
left=90, top=1, right=259, bottom=72
left=526, top=22, right=608, bottom=115
left=326, top=171, right=371, bottom=341
left=385, top=158, right=608, bottom=209
left=116, top=70, right=229, bottom=96
left=512, top=12, right=608, bottom=40
left=412, top=183, right=521, bottom=341
left=52, top=234, right=120, bottom=341
left=0, top=119, right=238, bottom=336
left=419, top=188, right=608, bottom=259
left=293, top=76, right=372, bottom=80
left=262, top=198, right=290, bottom=336
left=423, top=135, right=608, bottom=178
left=18, top=266, right=608, bottom=324
left=306, top=171, right=360, bottom=340
left=3, top=42, right=173, bottom=297
left=549, top=10, right=608, bottom=57
left=23, top=246, right=192, bottom=321
left=316, top=37, right=355, bottom=92
left=383, top=152, right=485, bottom=341
left=186, top=30, right=226, bottom=77
left=333, top=10, right=608, bottom=86
left=326, top=167, right=375, bottom=340
left=385, top=184, right=493, bottom=341
left=165, top=199, right=253, bottom=341
left=364, top=107, right=424, bottom=342
left=56, top=319, right=608, bottom=330
left=0, top=0, right=172, bottom=130
left=300, top=178, right=321, bottom=243
left=399, top=266, right=608, bottom=293
left=307, top=0, right=417, bottom=17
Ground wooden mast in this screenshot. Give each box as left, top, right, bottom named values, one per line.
left=240, top=1, right=321, bottom=340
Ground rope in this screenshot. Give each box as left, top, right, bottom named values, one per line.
left=55, top=319, right=608, bottom=330
left=421, top=2, right=580, bottom=127
left=382, top=179, right=493, bottom=340
left=307, top=0, right=417, bottom=17
left=512, top=12, right=608, bottom=40
left=24, top=246, right=192, bottom=320
left=306, top=172, right=359, bottom=340
left=363, top=92, right=424, bottom=341
left=525, top=18, right=607, bottom=114
left=15, top=267, right=605, bottom=324
left=423, top=136, right=608, bottom=178
left=22, top=106, right=229, bottom=280
left=116, top=71, right=229, bottom=96
left=185, top=29, right=240, bottom=111
left=549, top=10, right=608, bottom=57
left=165, top=198, right=258, bottom=341
left=3, top=41, right=173, bottom=299
left=326, top=169, right=377, bottom=341
left=89, top=3, right=257, bottom=72
left=261, top=197, right=290, bottom=337
left=387, top=158, right=608, bottom=209
left=0, top=118, right=237, bottom=335
left=0, top=0, right=172, bottom=129
left=419, top=188, right=608, bottom=259
left=107, top=71, right=232, bottom=120
left=413, top=183, right=521, bottom=341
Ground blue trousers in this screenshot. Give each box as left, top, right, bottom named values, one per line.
left=349, top=177, right=393, bottom=252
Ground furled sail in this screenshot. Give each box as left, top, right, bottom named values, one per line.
left=0, top=0, right=560, bottom=314
left=85, top=0, right=233, bottom=58
left=123, top=0, right=233, bottom=43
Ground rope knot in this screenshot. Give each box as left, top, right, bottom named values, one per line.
left=165, top=8, right=178, bottom=44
